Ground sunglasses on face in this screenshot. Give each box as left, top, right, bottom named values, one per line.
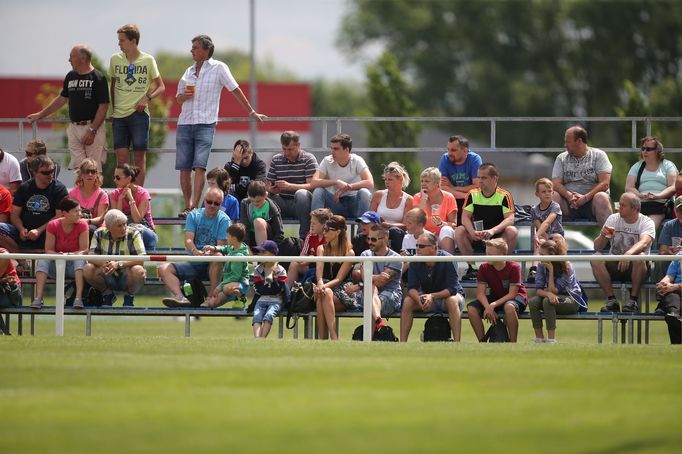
left=416, top=243, right=433, bottom=249
left=367, top=236, right=385, bottom=243
left=82, top=169, right=98, bottom=175
left=323, top=226, right=339, bottom=233
left=25, top=150, right=36, bottom=157
left=205, top=200, right=222, bottom=207
left=114, top=175, right=124, bottom=180
left=38, top=169, right=54, bottom=176
left=641, top=146, right=657, bottom=152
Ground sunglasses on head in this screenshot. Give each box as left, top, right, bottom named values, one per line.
left=367, top=236, right=385, bottom=243
left=641, top=146, right=657, bottom=152
left=38, top=169, right=54, bottom=176
left=82, top=169, right=97, bottom=175
left=205, top=200, right=222, bottom=207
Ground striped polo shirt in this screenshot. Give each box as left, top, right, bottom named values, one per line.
left=266, top=150, right=318, bottom=198
left=90, top=226, right=146, bottom=256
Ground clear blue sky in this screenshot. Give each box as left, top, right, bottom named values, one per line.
left=1, top=0, right=380, bottom=81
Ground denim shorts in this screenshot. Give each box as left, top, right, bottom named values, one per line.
left=467, top=294, right=528, bottom=315
left=173, top=261, right=210, bottom=283
left=175, top=123, right=216, bottom=170
left=0, top=222, right=46, bottom=249
left=426, top=294, right=464, bottom=313
left=252, top=298, right=282, bottom=325
left=104, top=270, right=129, bottom=292
left=112, top=112, right=150, bottom=151
left=357, top=287, right=403, bottom=316
left=35, top=259, right=85, bottom=278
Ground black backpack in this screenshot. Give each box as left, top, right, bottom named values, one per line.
left=423, top=315, right=452, bottom=342
left=277, top=237, right=303, bottom=272
left=181, top=277, right=208, bottom=307
left=482, top=320, right=510, bottom=342
left=352, top=324, right=398, bottom=342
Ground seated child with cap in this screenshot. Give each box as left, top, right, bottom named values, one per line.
left=203, top=223, right=251, bottom=309
left=251, top=240, right=289, bottom=338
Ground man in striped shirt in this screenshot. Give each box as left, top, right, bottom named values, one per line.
left=266, top=131, right=318, bottom=238
left=84, top=209, right=146, bottom=307
left=175, top=34, right=266, bottom=218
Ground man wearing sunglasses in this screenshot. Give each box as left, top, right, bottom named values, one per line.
left=109, top=24, right=165, bottom=187
left=551, top=126, right=613, bottom=226
left=0, top=156, right=68, bottom=251
left=399, top=231, right=464, bottom=342
left=159, top=187, right=231, bottom=306
left=27, top=44, right=109, bottom=171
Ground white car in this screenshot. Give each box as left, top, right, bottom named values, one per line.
left=515, top=227, right=595, bottom=281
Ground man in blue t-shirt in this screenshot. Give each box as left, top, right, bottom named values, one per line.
left=400, top=231, right=465, bottom=342
left=159, top=188, right=231, bottom=306
left=438, top=135, right=482, bottom=225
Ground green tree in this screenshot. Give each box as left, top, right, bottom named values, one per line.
left=339, top=0, right=682, bottom=148
left=365, top=51, right=422, bottom=194
left=311, top=79, right=365, bottom=116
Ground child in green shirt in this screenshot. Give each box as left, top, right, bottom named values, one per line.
left=202, top=223, right=252, bottom=308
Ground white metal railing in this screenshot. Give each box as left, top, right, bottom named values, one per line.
left=2, top=116, right=682, bottom=154
left=4, top=252, right=679, bottom=342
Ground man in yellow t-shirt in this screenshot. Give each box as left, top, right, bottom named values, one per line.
left=108, top=23, right=165, bottom=186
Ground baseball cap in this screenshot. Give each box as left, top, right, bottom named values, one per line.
left=253, top=240, right=279, bottom=255
left=356, top=211, right=382, bottom=224
left=675, top=195, right=682, bottom=210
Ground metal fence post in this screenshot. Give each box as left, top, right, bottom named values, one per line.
left=362, top=260, right=373, bottom=342
left=55, top=258, right=65, bottom=336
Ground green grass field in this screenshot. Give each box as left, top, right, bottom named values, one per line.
left=2, top=296, right=682, bottom=453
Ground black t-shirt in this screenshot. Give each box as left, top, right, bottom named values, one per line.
left=59, top=69, right=109, bottom=122
left=13, top=179, right=69, bottom=230
left=224, top=153, right=267, bottom=202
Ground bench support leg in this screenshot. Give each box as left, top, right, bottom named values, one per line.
left=185, top=314, right=191, bottom=337
left=17, top=314, right=22, bottom=336
left=278, top=313, right=284, bottom=339
left=628, top=317, right=634, bottom=344
left=612, top=316, right=618, bottom=344
left=31, top=314, right=35, bottom=336
left=597, top=318, right=603, bottom=344
left=86, top=313, right=92, bottom=337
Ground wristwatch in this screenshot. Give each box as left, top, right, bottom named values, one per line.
left=117, top=261, right=124, bottom=269
left=146, top=94, right=153, bottom=101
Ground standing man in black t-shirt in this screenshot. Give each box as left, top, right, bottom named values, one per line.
left=0, top=156, right=68, bottom=250
left=27, top=44, right=109, bottom=171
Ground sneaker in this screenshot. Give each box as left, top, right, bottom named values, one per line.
left=101, top=293, right=117, bottom=308
left=30, top=298, right=44, bottom=309
left=546, top=339, right=558, bottom=344
left=178, top=207, right=192, bottom=218
left=375, top=318, right=387, bottom=332
left=531, top=337, right=546, bottom=343
left=123, top=294, right=135, bottom=307
left=600, top=300, right=620, bottom=312
left=526, top=266, right=537, bottom=284
left=461, top=265, right=478, bottom=281
left=72, top=298, right=84, bottom=309
left=162, top=296, right=191, bottom=308
left=622, top=301, right=639, bottom=313
left=653, top=307, right=666, bottom=316
left=227, top=295, right=247, bottom=310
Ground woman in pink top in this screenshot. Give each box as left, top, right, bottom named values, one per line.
left=110, top=164, right=157, bottom=249
left=31, top=198, right=89, bottom=309
left=69, top=158, right=109, bottom=235
left=413, top=167, right=458, bottom=254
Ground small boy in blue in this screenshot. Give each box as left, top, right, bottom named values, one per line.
left=251, top=240, right=289, bottom=338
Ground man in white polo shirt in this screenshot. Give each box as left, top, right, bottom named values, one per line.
left=175, top=34, right=266, bottom=218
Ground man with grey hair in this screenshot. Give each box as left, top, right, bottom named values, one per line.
left=266, top=131, right=318, bottom=238
left=84, top=209, right=147, bottom=307
left=591, top=192, right=655, bottom=313
left=175, top=34, right=266, bottom=218
left=552, top=125, right=613, bottom=225
left=27, top=44, right=109, bottom=170
left=400, top=231, right=465, bottom=342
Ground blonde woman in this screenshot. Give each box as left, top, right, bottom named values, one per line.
left=314, top=215, right=356, bottom=340
left=413, top=167, right=458, bottom=254
left=69, top=158, right=109, bottom=233
left=369, top=161, right=414, bottom=229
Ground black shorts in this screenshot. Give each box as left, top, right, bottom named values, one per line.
left=467, top=295, right=527, bottom=315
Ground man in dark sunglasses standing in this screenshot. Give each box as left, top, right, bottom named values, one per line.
left=109, top=24, right=165, bottom=187
left=27, top=44, right=109, bottom=171
left=0, top=156, right=68, bottom=251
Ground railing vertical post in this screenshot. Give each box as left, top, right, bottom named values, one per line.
left=490, top=119, right=496, bottom=151
left=645, top=118, right=652, bottom=137
left=631, top=120, right=637, bottom=150
left=321, top=120, right=328, bottom=148
left=336, top=118, right=342, bottom=135
left=362, top=260, right=373, bottom=342
left=55, top=258, right=66, bottom=336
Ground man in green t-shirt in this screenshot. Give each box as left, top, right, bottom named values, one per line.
left=108, top=23, right=165, bottom=186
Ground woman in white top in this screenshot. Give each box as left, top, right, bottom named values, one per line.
left=625, top=136, right=678, bottom=229
left=369, top=161, right=414, bottom=229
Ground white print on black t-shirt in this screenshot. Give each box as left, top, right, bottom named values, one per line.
left=26, top=195, right=49, bottom=213
left=67, top=80, right=94, bottom=89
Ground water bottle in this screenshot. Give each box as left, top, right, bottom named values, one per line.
left=183, top=282, right=193, bottom=296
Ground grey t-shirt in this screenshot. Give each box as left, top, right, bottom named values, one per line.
left=551, top=147, right=612, bottom=195
left=318, top=153, right=368, bottom=197
left=360, top=248, right=403, bottom=293
left=603, top=213, right=656, bottom=255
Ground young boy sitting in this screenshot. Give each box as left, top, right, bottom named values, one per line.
left=527, top=178, right=564, bottom=282
left=466, top=238, right=528, bottom=342
left=202, top=223, right=251, bottom=309
left=251, top=240, right=289, bottom=338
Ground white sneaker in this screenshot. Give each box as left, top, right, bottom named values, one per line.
left=73, top=298, right=84, bottom=309
left=531, top=337, right=546, bottom=343
left=546, top=339, right=558, bottom=344
left=30, top=299, right=43, bottom=309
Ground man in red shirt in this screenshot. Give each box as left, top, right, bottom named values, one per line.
left=0, top=185, right=12, bottom=223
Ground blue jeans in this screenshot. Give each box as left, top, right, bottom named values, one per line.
left=269, top=189, right=312, bottom=238
left=0, top=222, right=45, bottom=249
left=112, top=111, right=150, bottom=150
left=252, top=299, right=282, bottom=325
left=175, top=123, right=216, bottom=170
left=140, top=226, right=158, bottom=250
left=311, top=188, right=371, bottom=219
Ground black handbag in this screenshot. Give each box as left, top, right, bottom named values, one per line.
left=352, top=324, right=398, bottom=342
left=286, top=281, right=315, bottom=329
left=482, top=320, right=510, bottom=343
